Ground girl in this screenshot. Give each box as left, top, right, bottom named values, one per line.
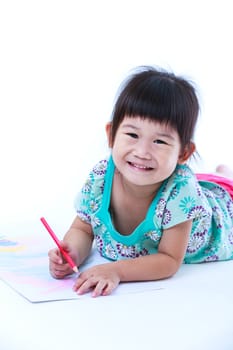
left=48, top=66, right=233, bottom=297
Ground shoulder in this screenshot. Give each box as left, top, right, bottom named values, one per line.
left=75, top=157, right=111, bottom=195
left=91, top=159, right=109, bottom=176
left=165, top=163, right=197, bottom=194
left=171, top=163, right=196, bottom=181
left=156, top=164, right=205, bottom=228
left=88, top=157, right=111, bottom=180
left=81, top=157, right=111, bottom=193
left=74, top=157, right=111, bottom=219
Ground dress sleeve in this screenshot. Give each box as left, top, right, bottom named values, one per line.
left=74, top=159, right=108, bottom=224
left=159, top=165, right=210, bottom=230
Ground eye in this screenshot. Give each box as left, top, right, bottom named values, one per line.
left=154, top=139, right=167, bottom=145
left=126, top=132, right=138, bottom=139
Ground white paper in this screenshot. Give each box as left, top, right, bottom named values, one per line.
left=0, top=233, right=163, bottom=302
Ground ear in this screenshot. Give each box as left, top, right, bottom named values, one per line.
left=105, top=122, right=113, bottom=148
left=178, top=142, right=196, bottom=164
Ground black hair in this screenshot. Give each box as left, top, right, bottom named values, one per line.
left=110, top=66, right=200, bottom=150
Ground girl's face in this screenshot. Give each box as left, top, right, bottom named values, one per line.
left=106, top=116, right=193, bottom=190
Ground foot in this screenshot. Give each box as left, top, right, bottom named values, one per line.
left=215, top=164, right=233, bottom=179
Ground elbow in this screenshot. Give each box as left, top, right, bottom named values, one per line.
left=158, top=254, right=182, bottom=279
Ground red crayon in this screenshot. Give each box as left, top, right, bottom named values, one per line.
left=40, top=217, right=78, bottom=273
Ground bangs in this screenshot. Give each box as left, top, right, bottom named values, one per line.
left=117, top=77, right=186, bottom=130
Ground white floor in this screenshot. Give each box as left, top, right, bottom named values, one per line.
left=1, top=218, right=233, bottom=350
left=1, top=249, right=233, bottom=350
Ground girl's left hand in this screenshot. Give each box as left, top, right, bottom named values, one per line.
left=73, top=263, right=120, bottom=297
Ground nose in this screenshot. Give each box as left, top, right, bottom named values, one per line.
left=133, top=139, right=152, bottom=159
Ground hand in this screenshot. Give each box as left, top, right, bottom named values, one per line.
left=73, top=263, right=120, bottom=297
left=48, top=241, right=76, bottom=279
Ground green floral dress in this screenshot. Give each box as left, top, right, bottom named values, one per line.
left=75, top=156, right=233, bottom=263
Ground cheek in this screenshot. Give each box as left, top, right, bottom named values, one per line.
left=159, top=150, right=180, bottom=168
left=112, top=137, right=127, bottom=151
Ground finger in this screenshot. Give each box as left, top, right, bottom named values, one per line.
left=57, top=241, right=77, bottom=265
left=72, top=270, right=92, bottom=290
left=72, top=275, right=88, bottom=292
left=92, top=280, right=109, bottom=297
left=49, top=260, right=72, bottom=278
left=48, top=248, right=63, bottom=264
left=73, top=276, right=97, bottom=295
left=101, top=281, right=116, bottom=296
left=50, top=269, right=66, bottom=279
left=50, top=267, right=71, bottom=279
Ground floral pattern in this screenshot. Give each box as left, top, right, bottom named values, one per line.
left=75, top=157, right=233, bottom=263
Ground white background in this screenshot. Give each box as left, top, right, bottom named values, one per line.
left=0, top=0, right=233, bottom=235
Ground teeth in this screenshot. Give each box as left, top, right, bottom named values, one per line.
left=131, top=163, right=149, bottom=169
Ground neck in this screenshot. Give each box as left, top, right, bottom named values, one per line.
left=117, top=172, right=162, bottom=201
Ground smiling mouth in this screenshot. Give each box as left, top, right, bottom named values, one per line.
left=128, top=161, right=153, bottom=171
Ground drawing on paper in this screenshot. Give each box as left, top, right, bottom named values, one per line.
left=0, top=233, right=163, bottom=303
left=0, top=235, right=25, bottom=252
left=0, top=233, right=79, bottom=302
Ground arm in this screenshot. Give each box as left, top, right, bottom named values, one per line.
left=63, top=216, right=94, bottom=266
left=48, top=215, right=94, bottom=278
left=73, top=219, right=192, bottom=296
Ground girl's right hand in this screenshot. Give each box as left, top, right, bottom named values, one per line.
left=48, top=241, right=75, bottom=279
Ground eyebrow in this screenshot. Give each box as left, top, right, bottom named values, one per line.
left=121, top=124, right=176, bottom=141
